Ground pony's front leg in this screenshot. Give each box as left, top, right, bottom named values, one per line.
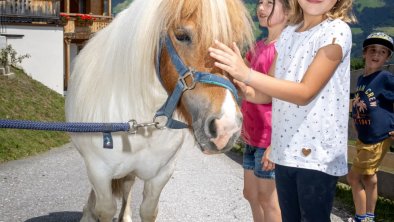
left=82, top=167, right=117, bottom=222
left=118, top=174, right=136, bottom=222
left=94, top=182, right=117, bottom=222
left=80, top=189, right=98, bottom=222
left=140, top=168, right=174, bottom=222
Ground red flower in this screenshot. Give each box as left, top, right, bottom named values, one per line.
left=59, top=13, right=70, bottom=25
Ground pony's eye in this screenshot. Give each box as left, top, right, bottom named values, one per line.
left=175, top=33, right=191, bottom=43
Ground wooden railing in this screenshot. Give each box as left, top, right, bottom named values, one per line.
left=61, top=13, right=112, bottom=39
left=0, top=0, right=60, bottom=17
left=63, top=14, right=112, bottom=33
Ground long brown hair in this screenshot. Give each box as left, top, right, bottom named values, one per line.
left=267, top=0, right=291, bottom=26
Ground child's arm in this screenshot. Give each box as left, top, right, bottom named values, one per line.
left=234, top=81, right=272, bottom=104
left=233, top=60, right=275, bottom=104
left=261, top=145, right=275, bottom=171
left=388, top=95, right=394, bottom=139
left=349, top=98, right=358, bottom=138
left=226, top=46, right=273, bottom=104
left=235, top=59, right=271, bottom=103
left=209, top=40, right=343, bottom=106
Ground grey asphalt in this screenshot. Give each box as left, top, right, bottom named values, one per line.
left=0, top=143, right=348, bottom=222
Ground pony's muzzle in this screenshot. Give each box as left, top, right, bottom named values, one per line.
left=205, top=114, right=242, bottom=151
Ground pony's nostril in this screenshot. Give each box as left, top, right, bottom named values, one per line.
left=205, top=113, right=241, bottom=151
left=208, top=118, right=217, bottom=138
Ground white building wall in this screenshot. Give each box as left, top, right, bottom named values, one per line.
left=4, top=25, right=64, bottom=95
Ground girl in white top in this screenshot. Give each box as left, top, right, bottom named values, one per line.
left=209, top=0, right=356, bottom=221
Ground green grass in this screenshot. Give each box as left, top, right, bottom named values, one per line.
left=113, top=0, right=133, bottom=14
left=335, top=183, right=394, bottom=222
left=351, top=27, right=363, bottom=35
left=0, top=68, right=70, bottom=163
left=374, top=27, right=394, bottom=36
left=244, top=2, right=264, bottom=40
left=354, top=0, right=385, bottom=12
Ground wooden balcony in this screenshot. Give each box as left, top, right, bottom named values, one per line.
left=62, top=13, right=112, bottom=40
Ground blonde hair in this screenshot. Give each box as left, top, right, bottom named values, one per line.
left=287, top=0, right=357, bottom=25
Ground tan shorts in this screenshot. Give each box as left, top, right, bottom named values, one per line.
left=351, top=138, right=392, bottom=175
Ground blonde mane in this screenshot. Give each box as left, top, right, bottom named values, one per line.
left=66, top=0, right=254, bottom=123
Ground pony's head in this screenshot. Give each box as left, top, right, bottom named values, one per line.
left=66, top=0, right=254, bottom=154
left=156, top=0, right=254, bottom=153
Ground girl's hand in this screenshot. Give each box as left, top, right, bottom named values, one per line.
left=389, top=131, right=394, bottom=140
left=235, top=79, right=272, bottom=104
left=234, top=79, right=255, bottom=99
left=262, top=145, right=275, bottom=171
left=209, top=40, right=250, bottom=82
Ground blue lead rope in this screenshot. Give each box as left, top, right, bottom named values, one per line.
left=0, top=119, right=131, bottom=149
left=0, top=119, right=130, bottom=133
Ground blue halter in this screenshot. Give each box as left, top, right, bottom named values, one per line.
left=154, top=35, right=238, bottom=129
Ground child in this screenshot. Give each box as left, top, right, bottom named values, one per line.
left=241, top=0, right=289, bottom=221
left=347, top=32, right=394, bottom=222
left=208, top=0, right=356, bottom=221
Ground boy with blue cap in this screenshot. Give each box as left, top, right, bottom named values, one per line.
left=347, top=32, right=394, bottom=222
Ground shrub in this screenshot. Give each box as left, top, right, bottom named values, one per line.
left=0, top=44, right=30, bottom=68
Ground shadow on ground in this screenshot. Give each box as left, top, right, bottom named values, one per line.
left=225, top=150, right=243, bottom=165
left=25, top=211, right=82, bottom=222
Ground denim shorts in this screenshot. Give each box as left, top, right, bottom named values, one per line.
left=242, top=144, right=275, bottom=179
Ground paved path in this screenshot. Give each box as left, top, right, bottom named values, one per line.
left=0, top=143, right=348, bottom=222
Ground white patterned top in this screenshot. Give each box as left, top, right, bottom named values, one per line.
left=270, top=19, right=352, bottom=176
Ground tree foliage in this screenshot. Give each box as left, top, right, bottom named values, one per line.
left=351, top=57, right=365, bottom=71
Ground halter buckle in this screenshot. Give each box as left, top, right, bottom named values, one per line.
left=179, top=70, right=196, bottom=91
left=153, top=115, right=168, bottom=130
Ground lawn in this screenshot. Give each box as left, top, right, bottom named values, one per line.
left=0, top=68, right=70, bottom=163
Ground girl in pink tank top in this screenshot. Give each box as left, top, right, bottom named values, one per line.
left=238, top=1, right=289, bottom=221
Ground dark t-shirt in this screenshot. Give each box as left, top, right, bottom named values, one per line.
left=351, top=70, right=394, bottom=144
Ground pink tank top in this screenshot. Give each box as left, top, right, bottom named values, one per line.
left=241, top=40, right=275, bottom=148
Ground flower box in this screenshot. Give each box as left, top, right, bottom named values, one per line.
left=59, top=13, right=70, bottom=26
left=75, top=14, right=95, bottom=27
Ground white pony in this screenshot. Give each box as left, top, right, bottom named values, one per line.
left=65, top=0, right=254, bottom=221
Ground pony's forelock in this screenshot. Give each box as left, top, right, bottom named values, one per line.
left=160, top=0, right=254, bottom=53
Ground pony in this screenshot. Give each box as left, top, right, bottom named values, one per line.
left=65, top=0, right=254, bottom=221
